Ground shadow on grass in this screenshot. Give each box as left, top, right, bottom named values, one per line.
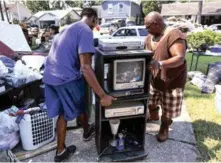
left=184, top=82, right=214, bottom=99
left=192, top=119, right=221, bottom=161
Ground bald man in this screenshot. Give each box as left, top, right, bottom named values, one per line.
left=145, top=12, right=187, bottom=142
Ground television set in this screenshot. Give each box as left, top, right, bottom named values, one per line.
left=108, top=58, right=146, bottom=91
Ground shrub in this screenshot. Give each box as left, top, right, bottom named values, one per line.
left=187, top=30, right=221, bottom=51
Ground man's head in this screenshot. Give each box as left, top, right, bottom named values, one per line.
left=144, top=11, right=166, bottom=36
left=50, top=25, right=59, bottom=35
left=31, top=27, right=39, bottom=37
left=80, top=8, right=98, bottom=29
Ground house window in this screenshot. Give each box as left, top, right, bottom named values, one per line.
left=108, top=4, right=113, bottom=15
left=119, top=3, right=124, bottom=13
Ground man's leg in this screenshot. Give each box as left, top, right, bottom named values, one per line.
left=156, top=88, right=183, bottom=142
left=147, top=85, right=161, bottom=121
left=54, top=115, right=76, bottom=162
left=78, top=112, right=89, bottom=133
left=147, top=105, right=160, bottom=121
left=78, top=112, right=95, bottom=141
left=56, top=115, right=67, bottom=153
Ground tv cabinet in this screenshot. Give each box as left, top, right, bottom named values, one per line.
left=94, top=48, right=153, bottom=161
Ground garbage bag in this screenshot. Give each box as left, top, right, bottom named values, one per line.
left=13, top=60, right=42, bottom=83
left=0, top=108, right=19, bottom=138
left=0, top=60, right=8, bottom=77
left=0, top=132, right=20, bottom=150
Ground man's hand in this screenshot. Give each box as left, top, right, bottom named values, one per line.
left=100, top=95, right=117, bottom=107
left=149, top=60, right=161, bottom=71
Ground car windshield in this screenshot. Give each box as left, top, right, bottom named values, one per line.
left=100, top=24, right=110, bottom=28
left=138, top=28, right=148, bottom=36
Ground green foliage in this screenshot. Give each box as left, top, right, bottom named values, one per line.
left=187, top=30, right=221, bottom=50
left=65, top=1, right=83, bottom=8
left=141, top=1, right=159, bottom=15
left=141, top=0, right=174, bottom=15
left=24, top=1, right=50, bottom=13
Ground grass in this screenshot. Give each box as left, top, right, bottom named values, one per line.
left=184, top=53, right=221, bottom=162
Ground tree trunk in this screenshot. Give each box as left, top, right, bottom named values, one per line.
left=197, top=0, right=203, bottom=24
left=0, top=0, right=4, bottom=21
left=3, top=0, right=10, bottom=22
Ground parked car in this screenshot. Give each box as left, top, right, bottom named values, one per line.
left=94, top=26, right=148, bottom=47
left=126, top=21, right=136, bottom=26
left=99, top=23, right=120, bottom=35
left=208, top=24, right=221, bottom=33
left=109, top=26, right=148, bottom=41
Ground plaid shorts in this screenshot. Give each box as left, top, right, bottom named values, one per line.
left=148, top=85, right=184, bottom=118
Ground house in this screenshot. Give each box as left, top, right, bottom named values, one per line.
left=3, top=2, right=32, bottom=23
left=161, top=2, right=221, bottom=25
left=100, top=0, right=142, bottom=24
left=72, top=7, right=82, bottom=15
left=25, top=8, right=81, bottom=28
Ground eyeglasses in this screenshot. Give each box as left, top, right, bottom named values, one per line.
left=146, top=21, right=155, bottom=30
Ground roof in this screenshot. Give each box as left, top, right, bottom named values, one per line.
left=101, top=0, right=141, bottom=5
left=161, top=2, right=221, bottom=16
left=34, top=8, right=74, bottom=20
left=72, top=7, right=82, bottom=15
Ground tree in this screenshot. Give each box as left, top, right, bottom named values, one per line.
left=24, top=1, right=50, bottom=13
left=65, top=1, right=83, bottom=8
left=141, top=0, right=174, bottom=16
left=141, top=1, right=159, bottom=15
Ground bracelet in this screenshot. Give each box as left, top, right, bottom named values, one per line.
left=159, top=61, right=163, bottom=69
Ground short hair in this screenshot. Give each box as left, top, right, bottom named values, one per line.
left=50, top=25, right=59, bottom=34
left=80, top=8, right=98, bottom=19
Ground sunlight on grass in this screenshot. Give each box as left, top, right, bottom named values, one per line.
left=184, top=83, right=221, bottom=162
left=184, top=53, right=221, bottom=161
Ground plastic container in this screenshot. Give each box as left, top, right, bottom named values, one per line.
left=210, top=46, right=221, bottom=53
left=19, top=110, right=55, bottom=150
left=116, top=133, right=124, bottom=151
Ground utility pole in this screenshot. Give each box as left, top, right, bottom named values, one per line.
left=3, top=0, right=10, bottom=22
left=197, top=0, right=203, bottom=24
left=0, top=0, right=4, bottom=21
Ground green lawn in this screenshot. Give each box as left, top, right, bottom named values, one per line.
left=184, top=53, right=221, bottom=162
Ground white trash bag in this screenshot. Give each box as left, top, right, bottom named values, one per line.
left=0, top=60, right=8, bottom=77
left=0, top=111, right=20, bottom=150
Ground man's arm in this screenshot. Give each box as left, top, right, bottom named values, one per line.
left=80, top=54, right=116, bottom=106
left=160, top=39, right=186, bottom=68
left=79, top=53, right=106, bottom=99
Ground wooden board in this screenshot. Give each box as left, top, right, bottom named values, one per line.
left=14, top=141, right=57, bottom=161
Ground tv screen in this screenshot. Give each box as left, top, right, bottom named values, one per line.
left=113, top=58, right=146, bottom=90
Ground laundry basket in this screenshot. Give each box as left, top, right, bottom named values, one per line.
left=19, top=110, right=55, bottom=150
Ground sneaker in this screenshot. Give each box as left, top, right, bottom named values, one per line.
left=83, top=123, right=95, bottom=141
left=54, top=145, right=76, bottom=162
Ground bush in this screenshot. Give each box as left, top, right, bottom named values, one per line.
left=187, top=30, right=221, bottom=51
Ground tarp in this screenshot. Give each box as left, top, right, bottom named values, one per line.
left=0, top=41, right=14, bottom=57
left=0, top=23, right=31, bottom=53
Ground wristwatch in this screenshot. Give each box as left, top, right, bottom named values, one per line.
left=159, top=61, right=163, bottom=69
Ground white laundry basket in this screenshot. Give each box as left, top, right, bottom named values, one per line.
left=19, top=110, right=55, bottom=150
left=215, top=85, right=221, bottom=114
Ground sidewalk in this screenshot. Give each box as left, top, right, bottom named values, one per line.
left=0, top=101, right=200, bottom=162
